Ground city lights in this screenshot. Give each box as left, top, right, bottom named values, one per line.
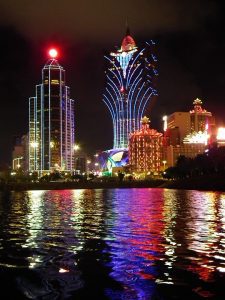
left=217, top=127, right=225, bottom=140
left=162, top=115, right=167, bottom=131
left=183, top=131, right=209, bottom=145
left=74, top=144, right=80, bottom=151
left=49, top=48, right=58, bottom=58
left=103, top=32, right=157, bottom=149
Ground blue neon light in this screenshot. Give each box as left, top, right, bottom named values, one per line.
left=103, top=40, right=157, bottom=149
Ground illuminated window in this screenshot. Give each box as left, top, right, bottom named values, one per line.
left=51, top=80, right=59, bottom=84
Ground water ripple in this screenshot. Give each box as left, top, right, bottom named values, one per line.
left=1, top=188, right=225, bottom=299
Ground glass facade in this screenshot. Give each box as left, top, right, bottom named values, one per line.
left=29, top=59, right=75, bottom=174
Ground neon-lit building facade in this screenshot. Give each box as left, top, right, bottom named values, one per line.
left=129, top=117, right=163, bottom=174
left=103, top=29, right=157, bottom=149
left=190, top=98, right=214, bottom=132
left=99, top=148, right=129, bottom=174
left=29, top=50, right=75, bottom=174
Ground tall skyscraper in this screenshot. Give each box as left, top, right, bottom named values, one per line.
left=29, top=49, right=75, bottom=174
left=103, top=29, right=157, bottom=149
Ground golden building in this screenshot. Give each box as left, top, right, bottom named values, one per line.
left=129, top=117, right=163, bottom=174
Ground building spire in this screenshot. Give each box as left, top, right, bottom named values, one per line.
left=125, top=18, right=130, bottom=36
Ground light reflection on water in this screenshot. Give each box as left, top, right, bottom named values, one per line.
left=0, top=188, right=225, bottom=299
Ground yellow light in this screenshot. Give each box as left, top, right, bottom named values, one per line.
left=74, top=144, right=80, bottom=151
left=162, top=115, right=167, bottom=131
left=217, top=127, right=225, bottom=140
left=30, top=142, right=38, bottom=148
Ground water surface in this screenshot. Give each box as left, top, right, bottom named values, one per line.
left=0, top=188, right=225, bottom=299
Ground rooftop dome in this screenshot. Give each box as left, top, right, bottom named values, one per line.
left=121, top=35, right=136, bottom=52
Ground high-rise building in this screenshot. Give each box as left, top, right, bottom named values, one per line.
left=103, top=29, right=157, bottom=149
left=165, top=112, right=190, bottom=145
left=12, top=134, right=29, bottom=172
left=129, top=117, right=163, bottom=174
left=190, top=98, right=214, bottom=132
left=163, top=98, right=216, bottom=167
left=164, top=98, right=215, bottom=146
left=29, top=49, right=75, bottom=174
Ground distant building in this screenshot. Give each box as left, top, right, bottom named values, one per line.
left=164, top=98, right=215, bottom=146
left=166, top=144, right=206, bottom=167
left=190, top=98, right=214, bottom=132
left=12, top=134, right=28, bottom=172
left=129, top=117, right=163, bottom=174
left=216, top=127, right=225, bottom=146
left=163, top=98, right=215, bottom=167
left=29, top=49, right=75, bottom=175
left=74, top=151, right=87, bottom=175
left=165, top=112, right=190, bottom=145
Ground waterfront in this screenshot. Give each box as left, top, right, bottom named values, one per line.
left=0, top=188, right=225, bottom=299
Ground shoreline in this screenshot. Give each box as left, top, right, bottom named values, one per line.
left=0, top=179, right=166, bottom=191
left=1, top=174, right=225, bottom=192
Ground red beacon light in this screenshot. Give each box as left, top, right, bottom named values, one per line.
left=49, top=48, right=58, bottom=58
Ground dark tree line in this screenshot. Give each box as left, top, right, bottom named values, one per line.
left=164, top=145, right=225, bottom=179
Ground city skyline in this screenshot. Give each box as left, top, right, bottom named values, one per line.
left=0, top=0, right=225, bottom=165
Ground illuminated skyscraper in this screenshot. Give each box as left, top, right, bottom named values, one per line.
left=29, top=49, right=75, bottom=174
left=103, top=29, right=157, bottom=149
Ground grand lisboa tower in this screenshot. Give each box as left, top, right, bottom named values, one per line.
left=103, top=29, right=158, bottom=150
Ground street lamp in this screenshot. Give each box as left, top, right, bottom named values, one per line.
left=74, top=144, right=80, bottom=151
left=12, top=156, right=23, bottom=170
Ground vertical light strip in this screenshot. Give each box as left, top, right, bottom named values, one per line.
left=65, top=86, right=68, bottom=170
left=60, top=69, right=63, bottom=169
left=34, top=96, right=36, bottom=170
left=48, top=67, right=51, bottom=171
left=28, top=98, right=31, bottom=171
left=41, top=84, right=44, bottom=173
left=70, top=98, right=72, bottom=170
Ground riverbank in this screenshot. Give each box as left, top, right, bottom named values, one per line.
left=0, top=179, right=166, bottom=191
left=161, top=174, right=225, bottom=192
left=1, top=174, right=225, bottom=191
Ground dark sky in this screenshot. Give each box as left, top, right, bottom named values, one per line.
left=0, top=0, right=225, bottom=165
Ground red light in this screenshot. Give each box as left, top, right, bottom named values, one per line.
left=49, top=48, right=58, bottom=58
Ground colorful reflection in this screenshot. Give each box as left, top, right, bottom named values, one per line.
left=184, top=191, right=219, bottom=281
left=105, top=189, right=165, bottom=298
left=0, top=189, right=225, bottom=299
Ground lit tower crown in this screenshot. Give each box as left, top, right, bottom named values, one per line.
left=29, top=49, right=75, bottom=174
left=190, top=98, right=212, bottom=133
left=103, top=29, right=158, bottom=149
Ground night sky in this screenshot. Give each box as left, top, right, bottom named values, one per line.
left=0, top=0, right=225, bottom=166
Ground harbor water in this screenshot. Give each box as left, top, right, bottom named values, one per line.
left=0, top=188, right=225, bottom=299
